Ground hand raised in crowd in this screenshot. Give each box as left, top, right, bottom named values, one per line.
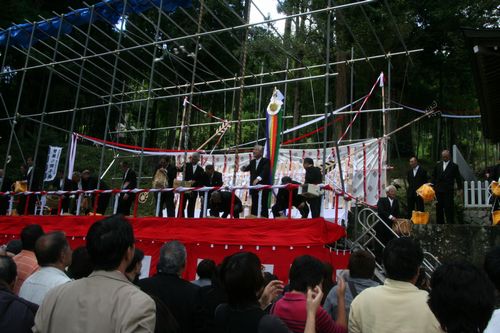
left=259, top=279, right=284, bottom=309
left=306, top=285, right=323, bottom=316
left=335, top=275, right=348, bottom=328
left=305, top=285, right=323, bottom=333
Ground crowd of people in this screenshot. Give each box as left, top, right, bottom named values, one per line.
left=0, top=214, right=499, bottom=333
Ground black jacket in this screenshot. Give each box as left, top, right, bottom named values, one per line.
left=432, top=161, right=462, bottom=193
left=180, top=163, right=206, bottom=187
left=204, top=171, right=223, bottom=187
left=377, top=197, right=400, bottom=226
left=0, top=287, right=38, bottom=333
left=305, top=166, right=322, bottom=184
left=275, top=181, right=305, bottom=208
left=210, top=191, right=242, bottom=217
left=122, top=168, right=137, bottom=189
left=138, top=273, right=208, bottom=333
left=242, top=158, right=271, bottom=185
left=407, top=166, right=428, bottom=195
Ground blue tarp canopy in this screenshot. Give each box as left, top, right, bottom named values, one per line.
left=0, top=0, right=192, bottom=48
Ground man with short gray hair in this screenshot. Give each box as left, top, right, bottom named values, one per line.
left=240, top=145, right=272, bottom=217
left=374, top=185, right=400, bottom=259
left=138, top=241, right=208, bottom=333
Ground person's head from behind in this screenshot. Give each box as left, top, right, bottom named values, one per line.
left=289, top=255, right=325, bottom=293
left=86, top=214, right=135, bottom=272
left=349, top=250, right=376, bottom=279
left=125, top=248, right=145, bottom=283
left=220, top=252, right=264, bottom=306
left=67, top=246, right=94, bottom=279
left=20, top=224, right=44, bottom=252
left=197, top=259, right=216, bottom=280
left=205, top=164, right=214, bottom=177
left=429, top=261, right=495, bottom=333
left=0, top=256, right=17, bottom=291
left=303, top=158, right=314, bottom=169
left=383, top=237, right=423, bottom=282
left=210, top=191, right=222, bottom=205
left=157, top=241, right=186, bottom=276
left=484, top=246, right=500, bottom=293
left=281, top=176, right=292, bottom=185
left=35, top=231, right=72, bottom=269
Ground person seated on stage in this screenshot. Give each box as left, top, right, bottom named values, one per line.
left=153, top=157, right=178, bottom=218
left=209, top=191, right=243, bottom=219
left=81, top=169, right=110, bottom=215
left=272, top=176, right=309, bottom=218
left=374, top=185, right=400, bottom=259
left=177, top=152, right=206, bottom=218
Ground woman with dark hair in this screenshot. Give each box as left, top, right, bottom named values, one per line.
left=429, top=261, right=495, bottom=333
left=214, top=252, right=287, bottom=333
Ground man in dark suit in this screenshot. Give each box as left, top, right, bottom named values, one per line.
left=153, top=157, right=178, bottom=218
left=203, top=164, right=223, bottom=216
left=81, top=170, right=110, bottom=215
left=138, top=241, right=208, bottom=333
left=406, top=156, right=428, bottom=217
left=51, top=171, right=79, bottom=214
left=272, top=176, right=309, bottom=218
left=117, top=161, right=137, bottom=216
left=179, top=152, right=206, bottom=218
left=209, top=191, right=243, bottom=218
left=432, top=149, right=463, bottom=224
left=375, top=185, right=400, bottom=259
left=303, top=157, right=323, bottom=218
left=240, top=145, right=271, bottom=217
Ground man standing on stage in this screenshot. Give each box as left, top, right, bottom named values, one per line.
left=117, top=161, right=137, bottom=216
left=179, top=152, right=205, bottom=218
left=406, top=156, right=428, bottom=217
left=432, top=149, right=462, bottom=224
left=303, top=157, right=322, bottom=218
left=240, top=145, right=271, bottom=217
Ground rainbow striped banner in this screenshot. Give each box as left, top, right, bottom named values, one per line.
left=266, top=88, right=285, bottom=182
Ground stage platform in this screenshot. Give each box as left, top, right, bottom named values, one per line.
left=0, top=216, right=348, bottom=281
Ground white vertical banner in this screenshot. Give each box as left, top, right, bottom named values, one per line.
left=44, top=146, right=63, bottom=182
left=67, top=133, right=78, bottom=180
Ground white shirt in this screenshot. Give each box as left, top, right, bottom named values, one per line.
left=19, top=266, right=71, bottom=305
left=485, top=309, right=500, bottom=333
left=413, top=165, right=419, bottom=177
left=388, top=198, right=395, bottom=220
left=255, top=158, right=262, bottom=182
left=349, top=279, right=442, bottom=333
left=192, top=163, right=198, bottom=174
left=443, top=161, right=449, bottom=171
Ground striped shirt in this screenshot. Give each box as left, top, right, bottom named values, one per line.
left=13, top=250, right=39, bottom=295
left=271, top=292, right=347, bottom=333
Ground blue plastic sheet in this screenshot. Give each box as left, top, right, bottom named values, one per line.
left=0, top=0, right=192, bottom=48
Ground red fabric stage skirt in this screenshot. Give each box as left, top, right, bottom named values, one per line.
left=0, top=216, right=349, bottom=281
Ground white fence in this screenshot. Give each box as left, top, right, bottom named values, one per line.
left=463, top=181, right=492, bottom=208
